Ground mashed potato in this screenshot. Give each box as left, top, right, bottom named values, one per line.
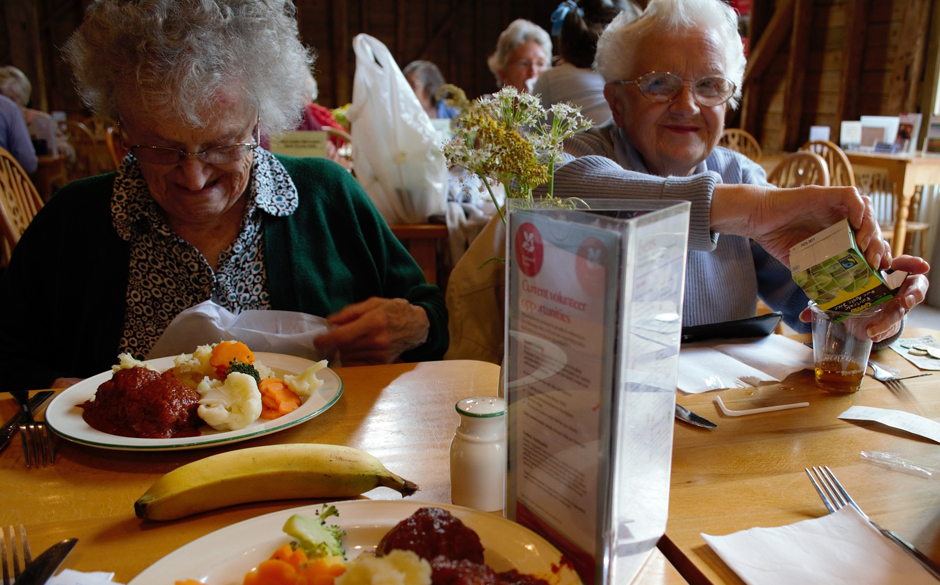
left=335, top=550, right=431, bottom=585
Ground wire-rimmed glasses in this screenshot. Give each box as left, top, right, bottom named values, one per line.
left=125, top=120, right=260, bottom=165
left=614, top=71, right=736, bottom=107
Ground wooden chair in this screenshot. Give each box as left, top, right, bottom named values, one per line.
left=800, top=140, right=855, bottom=187
left=767, top=151, right=830, bottom=188
left=105, top=126, right=129, bottom=168
left=389, top=223, right=450, bottom=289
left=84, top=114, right=119, bottom=141
left=718, top=128, right=762, bottom=161
left=855, top=172, right=930, bottom=257
left=0, top=147, right=44, bottom=266
left=63, top=120, right=115, bottom=179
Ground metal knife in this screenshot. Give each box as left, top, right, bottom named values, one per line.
left=0, top=391, right=55, bottom=454
left=13, top=538, right=77, bottom=585
left=675, top=403, right=717, bottom=428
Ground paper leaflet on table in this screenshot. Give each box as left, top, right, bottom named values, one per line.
left=677, top=335, right=814, bottom=394
left=839, top=405, right=940, bottom=444
left=703, top=506, right=938, bottom=585
left=146, top=300, right=331, bottom=362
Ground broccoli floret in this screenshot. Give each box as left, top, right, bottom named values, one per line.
left=225, top=359, right=260, bottom=384
left=283, top=505, right=346, bottom=560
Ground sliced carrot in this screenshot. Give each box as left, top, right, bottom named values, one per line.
left=243, top=558, right=298, bottom=585
left=210, top=341, right=255, bottom=375
left=259, top=378, right=302, bottom=420
left=271, top=543, right=309, bottom=570
left=299, top=558, right=346, bottom=585
left=175, top=580, right=204, bottom=585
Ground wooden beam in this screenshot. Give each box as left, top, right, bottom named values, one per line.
left=331, top=0, right=350, bottom=107
left=782, top=0, right=812, bottom=150
left=741, top=77, right=762, bottom=140
left=743, top=0, right=794, bottom=84
left=835, top=0, right=868, bottom=138
left=920, top=0, right=940, bottom=144
left=886, top=0, right=931, bottom=114
left=413, top=4, right=461, bottom=62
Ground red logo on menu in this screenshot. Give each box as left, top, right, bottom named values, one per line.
left=515, top=222, right=543, bottom=277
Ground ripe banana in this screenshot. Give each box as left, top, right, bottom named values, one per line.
left=135, top=443, right=419, bottom=521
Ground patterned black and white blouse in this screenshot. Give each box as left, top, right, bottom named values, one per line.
left=111, top=149, right=298, bottom=359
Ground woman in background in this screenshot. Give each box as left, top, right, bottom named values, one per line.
left=533, top=0, right=641, bottom=125
left=487, top=19, right=552, bottom=93
left=0, top=66, right=73, bottom=159
left=403, top=60, right=459, bottom=120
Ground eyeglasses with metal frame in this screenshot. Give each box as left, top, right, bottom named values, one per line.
left=614, top=71, right=736, bottom=107
left=125, top=121, right=261, bottom=165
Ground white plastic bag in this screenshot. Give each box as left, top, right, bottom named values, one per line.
left=348, top=34, right=447, bottom=224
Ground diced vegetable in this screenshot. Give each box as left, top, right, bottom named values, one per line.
left=209, top=341, right=255, bottom=376
left=283, top=506, right=346, bottom=559
left=259, top=378, right=302, bottom=420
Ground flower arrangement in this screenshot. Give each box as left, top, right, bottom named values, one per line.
left=442, top=86, right=592, bottom=225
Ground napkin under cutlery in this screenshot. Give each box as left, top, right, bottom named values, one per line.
left=703, top=505, right=938, bottom=585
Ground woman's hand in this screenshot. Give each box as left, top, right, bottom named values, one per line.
left=710, top=184, right=888, bottom=269
left=797, top=255, right=930, bottom=342
left=313, top=297, right=430, bottom=365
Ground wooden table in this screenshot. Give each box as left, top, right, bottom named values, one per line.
left=846, top=152, right=940, bottom=257
left=664, top=327, right=940, bottom=584
left=1, top=360, right=685, bottom=585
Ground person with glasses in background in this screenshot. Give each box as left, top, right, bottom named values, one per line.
left=566, top=0, right=927, bottom=343
left=0, top=0, right=448, bottom=392
left=444, top=0, right=926, bottom=362
left=487, top=19, right=552, bottom=93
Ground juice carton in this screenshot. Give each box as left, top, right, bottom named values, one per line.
left=789, top=219, right=894, bottom=313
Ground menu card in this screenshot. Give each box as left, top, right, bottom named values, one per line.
left=267, top=131, right=329, bottom=158
left=504, top=199, right=690, bottom=585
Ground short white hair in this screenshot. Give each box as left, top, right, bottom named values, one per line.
left=487, top=19, right=553, bottom=86
left=594, top=0, right=745, bottom=108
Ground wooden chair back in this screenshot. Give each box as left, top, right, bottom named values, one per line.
left=63, top=120, right=116, bottom=180
left=718, top=128, right=762, bottom=161
left=855, top=172, right=931, bottom=256
left=800, top=140, right=856, bottom=187
left=0, top=147, right=44, bottom=266
left=767, top=151, right=830, bottom=188
left=105, top=126, right=129, bottom=168
left=84, top=115, right=119, bottom=141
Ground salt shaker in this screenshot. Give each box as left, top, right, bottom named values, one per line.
left=450, top=396, right=507, bottom=513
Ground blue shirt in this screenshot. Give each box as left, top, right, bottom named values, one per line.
left=0, top=95, right=37, bottom=174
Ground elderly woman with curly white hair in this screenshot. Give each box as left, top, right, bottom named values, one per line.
left=0, top=0, right=448, bottom=391
left=487, top=19, right=553, bottom=93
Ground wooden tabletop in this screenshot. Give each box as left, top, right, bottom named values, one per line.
left=665, top=328, right=940, bottom=585
left=1, top=359, right=685, bottom=585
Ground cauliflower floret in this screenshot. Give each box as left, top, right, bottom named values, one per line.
left=196, top=372, right=263, bottom=431
left=253, top=360, right=275, bottom=381
left=111, top=353, right=158, bottom=373
left=335, top=550, right=431, bottom=585
left=283, top=360, right=328, bottom=398
left=173, top=344, right=215, bottom=378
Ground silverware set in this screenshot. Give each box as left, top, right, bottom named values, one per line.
left=4, top=391, right=55, bottom=468
left=806, top=465, right=940, bottom=581
left=0, top=525, right=77, bottom=585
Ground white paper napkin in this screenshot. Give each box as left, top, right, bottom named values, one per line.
left=703, top=506, right=938, bottom=585
left=146, top=300, right=331, bottom=361
left=678, top=335, right=814, bottom=394
left=48, top=569, right=121, bottom=585
left=839, top=405, right=940, bottom=444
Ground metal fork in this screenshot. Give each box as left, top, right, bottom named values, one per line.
left=868, top=360, right=931, bottom=393
left=11, top=391, right=55, bottom=468
left=806, top=466, right=940, bottom=580
left=0, top=525, right=31, bottom=585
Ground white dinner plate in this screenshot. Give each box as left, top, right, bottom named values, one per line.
left=45, top=353, right=342, bottom=451
left=128, top=500, right=582, bottom=585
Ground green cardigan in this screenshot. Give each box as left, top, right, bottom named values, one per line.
left=0, top=156, right=447, bottom=390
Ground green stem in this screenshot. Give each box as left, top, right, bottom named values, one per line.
left=481, top=176, right=506, bottom=225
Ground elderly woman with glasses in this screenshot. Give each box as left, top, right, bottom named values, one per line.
left=564, top=0, right=927, bottom=342
left=444, top=0, right=926, bottom=362
left=487, top=19, right=553, bottom=93
left=0, top=0, right=447, bottom=392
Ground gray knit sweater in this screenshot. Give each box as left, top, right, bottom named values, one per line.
left=559, top=122, right=811, bottom=332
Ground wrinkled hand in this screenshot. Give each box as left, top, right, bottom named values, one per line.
left=712, top=184, right=889, bottom=269
left=313, top=297, right=430, bottom=365
left=799, top=255, right=930, bottom=342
